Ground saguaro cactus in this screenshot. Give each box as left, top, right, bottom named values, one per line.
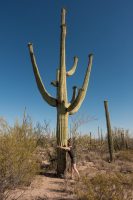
left=104, top=100, right=113, bottom=162
left=28, top=8, right=93, bottom=176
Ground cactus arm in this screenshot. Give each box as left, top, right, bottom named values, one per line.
left=66, top=57, right=78, bottom=76
left=28, top=43, right=57, bottom=107
left=69, top=107, right=79, bottom=115
left=56, top=69, right=60, bottom=82
left=67, top=88, right=83, bottom=113
left=51, top=69, right=60, bottom=87
left=69, top=92, right=83, bottom=115
left=81, top=54, right=93, bottom=92
left=67, top=54, right=93, bottom=114
left=70, top=86, right=77, bottom=104
left=51, top=81, right=58, bottom=87
left=67, top=86, right=77, bottom=108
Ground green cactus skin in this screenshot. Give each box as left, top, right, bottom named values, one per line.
left=28, top=8, right=93, bottom=176
left=104, top=100, right=113, bottom=162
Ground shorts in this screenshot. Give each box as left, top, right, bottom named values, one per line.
left=71, top=157, right=76, bottom=164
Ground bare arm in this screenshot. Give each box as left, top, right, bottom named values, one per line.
left=57, top=146, right=70, bottom=151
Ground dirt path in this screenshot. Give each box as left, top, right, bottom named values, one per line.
left=7, top=172, right=76, bottom=200
left=7, top=162, right=98, bottom=200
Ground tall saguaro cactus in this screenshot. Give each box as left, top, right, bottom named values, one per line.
left=28, top=8, right=93, bottom=176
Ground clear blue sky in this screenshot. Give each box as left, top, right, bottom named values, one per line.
left=0, top=0, right=133, bottom=136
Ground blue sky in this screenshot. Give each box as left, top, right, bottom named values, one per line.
left=0, top=0, right=133, bottom=136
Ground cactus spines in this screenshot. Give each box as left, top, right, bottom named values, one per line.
left=104, top=100, right=113, bottom=162
left=28, top=8, right=93, bottom=176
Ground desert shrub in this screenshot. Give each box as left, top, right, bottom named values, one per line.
left=112, top=128, right=132, bottom=151
left=75, top=135, right=90, bottom=161
left=34, top=121, right=57, bottom=171
left=75, top=172, right=133, bottom=200
left=34, top=120, right=57, bottom=149
left=0, top=118, right=39, bottom=199
left=72, top=135, right=108, bottom=164
left=115, top=150, right=133, bottom=162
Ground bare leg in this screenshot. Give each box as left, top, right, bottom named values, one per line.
left=71, top=164, right=74, bottom=179
left=72, top=163, right=80, bottom=178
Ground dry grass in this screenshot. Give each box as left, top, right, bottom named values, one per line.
left=75, top=172, right=133, bottom=200
left=115, top=150, right=133, bottom=162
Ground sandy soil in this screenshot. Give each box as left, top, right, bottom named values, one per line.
left=6, top=173, right=76, bottom=200
left=6, top=162, right=98, bottom=200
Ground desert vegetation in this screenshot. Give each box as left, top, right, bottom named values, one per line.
left=0, top=116, right=39, bottom=200
left=0, top=114, right=133, bottom=200
left=72, top=127, right=133, bottom=200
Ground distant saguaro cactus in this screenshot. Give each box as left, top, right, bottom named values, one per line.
left=104, top=100, right=113, bottom=162
left=28, top=8, right=93, bottom=176
left=90, top=132, right=92, bottom=146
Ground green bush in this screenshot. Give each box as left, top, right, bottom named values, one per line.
left=0, top=118, right=39, bottom=199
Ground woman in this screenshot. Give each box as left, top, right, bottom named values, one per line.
left=57, top=138, right=80, bottom=179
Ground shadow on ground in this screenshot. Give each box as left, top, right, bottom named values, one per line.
left=39, top=172, right=57, bottom=178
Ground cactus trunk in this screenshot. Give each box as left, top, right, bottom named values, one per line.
left=104, top=100, right=113, bottom=162
left=56, top=110, right=68, bottom=145
left=56, top=111, right=68, bottom=176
